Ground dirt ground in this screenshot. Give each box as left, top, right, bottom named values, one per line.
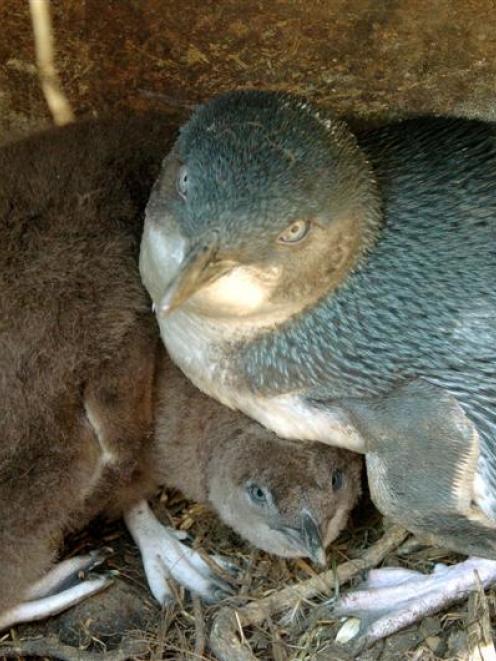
left=1, top=1, right=496, bottom=659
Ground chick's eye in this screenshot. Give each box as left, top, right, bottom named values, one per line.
left=176, top=165, right=189, bottom=200
left=331, top=469, right=344, bottom=491
left=246, top=482, right=269, bottom=506
left=277, top=219, right=310, bottom=245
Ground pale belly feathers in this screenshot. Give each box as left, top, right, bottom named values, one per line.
left=158, top=310, right=496, bottom=519
left=158, top=310, right=366, bottom=453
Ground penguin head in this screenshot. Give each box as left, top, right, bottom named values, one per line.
left=206, top=423, right=362, bottom=564
left=140, top=90, right=381, bottom=325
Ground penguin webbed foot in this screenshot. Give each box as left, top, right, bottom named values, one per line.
left=124, top=500, right=237, bottom=605
left=329, top=557, right=496, bottom=653
left=0, top=550, right=113, bottom=630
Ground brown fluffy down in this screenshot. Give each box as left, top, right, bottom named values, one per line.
left=0, top=116, right=362, bottom=615
left=0, top=115, right=175, bottom=612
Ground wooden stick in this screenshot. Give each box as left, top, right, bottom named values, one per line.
left=0, top=634, right=145, bottom=661
left=29, top=0, right=75, bottom=125
left=192, top=594, right=206, bottom=658
left=466, top=572, right=496, bottom=661
left=210, top=525, right=408, bottom=661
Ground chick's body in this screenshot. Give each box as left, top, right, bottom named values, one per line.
left=152, top=355, right=362, bottom=558
left=0, top=115, right=170, bottom=614
left=0, top=115, right=360, bottom=620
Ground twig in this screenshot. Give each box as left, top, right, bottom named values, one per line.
left=267, top=615, right=288, bottom=661
left=209, top=524, right=408, bottom=661
left=466, top=572, right=496, bottom=661
left=192, top=594, right=206, bottom=659
left=239, top=550, right=257, bottom=597
left=29, top=0, right=75, bottom=125
left=151, top=602, right=177, bottom=661
left=0, top=634, right=146, bottom=660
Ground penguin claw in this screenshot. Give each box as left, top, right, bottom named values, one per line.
left=0, top=574, right=112, bottom=631
left=125, top=501, right=239, bottom=605
left=164, top=526, right=190, bottom=542
left=146, top=537, right=234, bottom=604
left=212, top=554, right=242, bottom=578
left=0, top=549, right=116, bottom=630
left=24, top=550, right=112, bottom=601
left=208, top=584, right=234, bottom=604
left=329, top=557, right=496, bottom=652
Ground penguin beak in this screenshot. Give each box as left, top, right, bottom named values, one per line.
left=158, top=240, right=228, bottom=314
left=276, top=513, right=327, bottom=567
left=301, top=511, right=327, bottom=568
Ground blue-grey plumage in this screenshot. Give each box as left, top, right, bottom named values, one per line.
left=140, top=90, right=496, bottom=557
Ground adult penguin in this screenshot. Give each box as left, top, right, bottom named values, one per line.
left=140, top=89, right=496, bottom=644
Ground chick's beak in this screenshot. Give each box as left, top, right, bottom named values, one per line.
left=301, top=511, right=327, bottom=568
left=158, top=239, right=226, bottom=315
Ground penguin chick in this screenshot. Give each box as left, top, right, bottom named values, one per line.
left=151, top=354, right=362, bottom=563
left=0, top=114, right=362, bottom=629
left=0, top=113, right=172, bottom=623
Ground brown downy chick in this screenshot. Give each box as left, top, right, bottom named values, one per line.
left=0, top=114, right=361, bottom=627
left=151, top=355, right=363, bottom=564
left=0, top=114, right=174, bottom=623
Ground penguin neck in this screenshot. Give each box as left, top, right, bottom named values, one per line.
left=156, top=209, right=398, bottom=404
left=156, top=308, right=264, bottom=406
left=156, top=275, right=357, bottom=409
left=156, top=190, right=383, bottom=404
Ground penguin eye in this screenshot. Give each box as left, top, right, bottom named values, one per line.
left=176, top=165, right=189, bottom=200
left=277, top=219, right=310, bottom=245
left=331, top=469, right=344, bottom=491
left=246, top=481, right=270, bottom=506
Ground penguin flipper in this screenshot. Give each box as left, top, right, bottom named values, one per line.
left=322, top=379, right=496, bottom=651
left=343, top=378, right=496, bottom=557
left=402, top=508, right=496, bottom=560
